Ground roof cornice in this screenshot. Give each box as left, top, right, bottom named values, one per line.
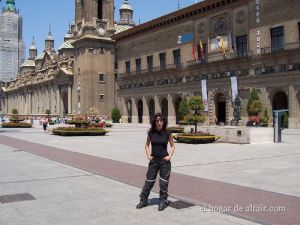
left=112, top=0, right=251, bottom=42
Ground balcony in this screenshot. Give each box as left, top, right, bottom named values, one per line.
left=119, top=63, right=183, bottom=80
left=261, top=42, right=300, bottom=55
left=186, top=51, right=252, bottom=67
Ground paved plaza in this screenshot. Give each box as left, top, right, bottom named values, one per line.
left=0, top=124, right=300, bottom=225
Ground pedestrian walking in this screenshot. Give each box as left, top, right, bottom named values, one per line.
left=136, top=112, right=175, bottom=211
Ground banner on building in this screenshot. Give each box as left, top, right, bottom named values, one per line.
left=201, top=79, right=208, bottom=112
left=230, top=76, right=238, bottom=102
left=209, top=35, right=229, bottom=52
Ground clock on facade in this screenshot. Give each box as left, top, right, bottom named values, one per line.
left=214, top=17, right=229, bottom=36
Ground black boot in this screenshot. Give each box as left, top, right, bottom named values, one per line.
left=158, top=200, right=169, bottom=211
left=136, top=199, right=148, bottom=209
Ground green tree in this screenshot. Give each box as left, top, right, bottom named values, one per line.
left=248, top=100, right=262, bottom=116
left=11, top=108, right=18, bottom=115
left=178, top=97, right=189, bottom=120
left=183, top=96, right=206, bottom=132
left=282, top=112, right=288, bottom=128
left=111, top=107, right=121, bottom=123
left=45, top=109, right=51, bottom=116
left=261, top=108, right=269, bottom=126
left=247, top=88, right=262, bottom=116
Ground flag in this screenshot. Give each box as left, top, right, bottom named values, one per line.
left=199, top=40, right=205, bottom=60
left=230, top=76, right=238, bottom=102
left=220, top=37, right=226, bottom=55
left=231, top=32, right=235, bottom=51
left=201, top=80, right=208, bottom=112
left=192, top=43, right=197, bottom=60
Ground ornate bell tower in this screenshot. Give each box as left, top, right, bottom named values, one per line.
left=72, top=0, right=116, bottom=116
left=74, top=0, right=115, bottom=38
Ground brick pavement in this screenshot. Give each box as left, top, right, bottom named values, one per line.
left=0, top=134, right=299, bottom=225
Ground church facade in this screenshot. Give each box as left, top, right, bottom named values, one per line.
left=1, top=0, right=300, bottom=128
left=0, top=0, right=133, bottom=117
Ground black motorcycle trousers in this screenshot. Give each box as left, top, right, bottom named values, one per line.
left=140, top=158, right=171, bottom=202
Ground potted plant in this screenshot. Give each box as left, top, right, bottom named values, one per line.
left=111, top=107, right=121, bottom=123
left=246, top=89, right=262, bottom=126
left=261, top=108, right=269, bottom=127
left=174, top=96, right=217, bottom=144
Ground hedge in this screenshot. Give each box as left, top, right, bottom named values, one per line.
left=174, top=134, right=217, bottom=144
left=52, top=127, right=108, bottom=136
left=167, top=126, right=184, bottom=133
left=1, top=122, right=32, bottom=128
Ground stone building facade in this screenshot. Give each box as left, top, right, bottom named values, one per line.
left=1, top=0, right=300, bottom=128
left=0, top=0, right=134, bottom=117
left=113, top=0, right=300, bottom=128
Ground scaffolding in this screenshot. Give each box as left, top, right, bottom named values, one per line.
left=0, top=10, right=25, bottom=82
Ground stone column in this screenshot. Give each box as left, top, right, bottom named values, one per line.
left=68, top=85, right=72, bottom=114
left=154, top=95, right=161, bottom=114
left=20, top=94, right=23, bottom=114
left=288, top=85, right=296, bottom=128
left=168, top=94, right=176, bottom=125
left=131, top=97, right=138, bottom=123
left=142, top=96, right=150, bottom=124
left=119, top=97, right=128, bottom=123
left=56, top=88, right=60, bottom=114
left=295, top=90, right=300, bottom=128
left=28, top=92, right=32, bottom=114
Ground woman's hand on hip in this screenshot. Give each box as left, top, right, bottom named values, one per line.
left=163, top=156, right=171, bottom=161
left=147, top=155, right=153, bottom=161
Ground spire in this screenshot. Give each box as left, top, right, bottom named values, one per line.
left=45, top=25, right=54, bottom=51
left=46, top=24, right=53, bottom=40
left=177, top=0, right=180, bottom=9
left=3, top=0, right=17, bottom=12
left=64, top=22, right=74, bottom=41
left=29, top=36, right=37, bottom=50
left=29, top=36, right=37, bottom=60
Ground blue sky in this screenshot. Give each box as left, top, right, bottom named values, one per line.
left=1, top=0, right=201, bottom=57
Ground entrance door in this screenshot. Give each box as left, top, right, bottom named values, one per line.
left=161, top=98, right=168, bottom=123
left=138, top=99, right=143, bottom=123
left=149, top=99, right=155, bottom=123
left=216, top=94, right=226, bottom=125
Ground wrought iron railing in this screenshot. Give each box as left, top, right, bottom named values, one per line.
left=186, top=51, right=252, bottom=67
left=261, top=42, right=300, bottom=55
left=119, top=63, right=183, bottom=79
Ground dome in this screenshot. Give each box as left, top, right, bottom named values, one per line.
left=46, top=34, right=54, bottom=41
left=29, top=37, right=37, bottom=50
left=120, top=0, right=132, bottom=11
left=46, top=25, right=54, bottom=41
left=4, top=0, right=17, bottom=12
left=64, top=31, right=74, bottom=39
left=29, top=45, right=37, bottom=50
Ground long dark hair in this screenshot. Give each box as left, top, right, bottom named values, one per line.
left=148, top=112, right=168, bottom=134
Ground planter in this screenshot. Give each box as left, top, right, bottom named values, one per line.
left=1, top=122, right=32, bottom=128
left=167, top=126, right=184, bottom=134
left=174, top=134, right=218, bottom=144
left=52, top=127, right=108, bottom=136
left=66, top=120, right=90, bottom=128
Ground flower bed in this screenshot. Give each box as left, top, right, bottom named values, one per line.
left=52, top=127, right=108, bottom=136
left=88, top=122, right=113, bottom=128
left=174, top=131, right=217, bottom=144
left=66, top=120, right=90, bottom=128
left=167, top=126, right=184, bottom=133
left=1, top=122, right=32, bottom=128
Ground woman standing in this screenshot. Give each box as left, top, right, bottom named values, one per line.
left=136, top=112, right=175, bottom=211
